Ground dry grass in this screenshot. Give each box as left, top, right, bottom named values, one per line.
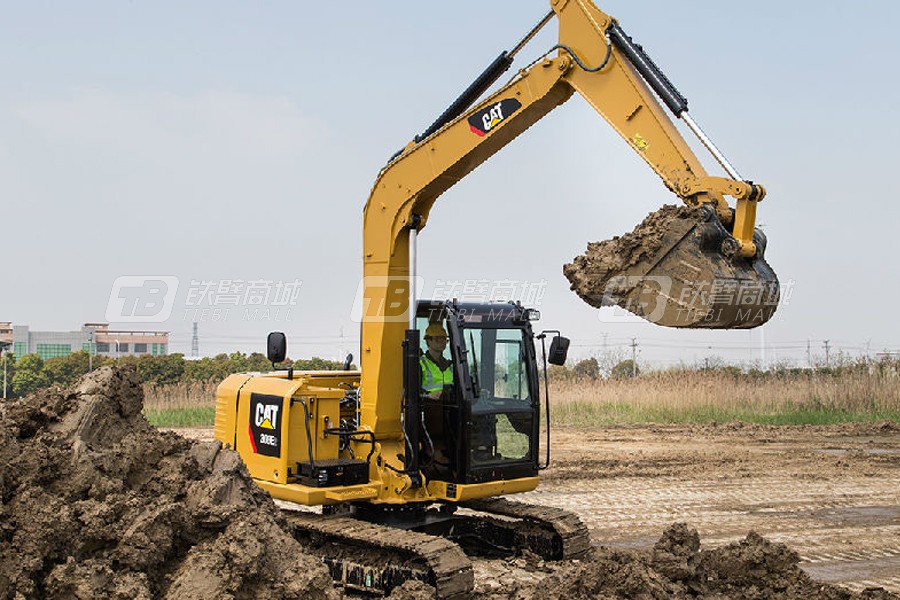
left=141, top=368, right=900, bottom=428
left=142, top=381, right=217, bottom=427
left=548, top=368, right=900, bottom=426
left=143, top=381, right=218, bottom=409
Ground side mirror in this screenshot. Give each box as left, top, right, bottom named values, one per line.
left=548, top=335, right=570, bottom=366
left=267, top=332, right=287, bottom=364
left=343, top=353, right=353, bottom=370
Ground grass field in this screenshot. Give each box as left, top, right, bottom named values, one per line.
left=143, top=381, right=218, bottom=427
left=142, top=367, right=900, bottom=428
left=547, top=368, right=900, bottom=426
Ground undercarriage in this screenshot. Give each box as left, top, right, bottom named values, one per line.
left=284, top=498, right=591, bottom=598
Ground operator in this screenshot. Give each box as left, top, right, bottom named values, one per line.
left=420, top=323, right=453, bottom=400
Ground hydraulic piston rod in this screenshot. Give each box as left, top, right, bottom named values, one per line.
left=607, top=22, right=744, bottom=182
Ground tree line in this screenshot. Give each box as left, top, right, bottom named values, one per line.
left=1, top=351, right=346, bottom=398
left=5, top=348, right=894, bottom=399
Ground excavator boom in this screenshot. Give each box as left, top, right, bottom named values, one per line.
left=361, top=0, right=778, bottom=438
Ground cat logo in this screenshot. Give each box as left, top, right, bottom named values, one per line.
left=255, top=403, right=278, bottom=430
left=248, top=393, right=282, bottom=457
left=468, top=99, right=522, bottom=137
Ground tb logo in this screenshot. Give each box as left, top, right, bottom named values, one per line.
left=106, top=276, right=179, bottom=323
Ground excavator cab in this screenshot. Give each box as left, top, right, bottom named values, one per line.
left=415, top=301, right=545, bottom=487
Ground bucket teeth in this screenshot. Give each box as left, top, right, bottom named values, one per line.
left=565, top=205, right=779, bottom=329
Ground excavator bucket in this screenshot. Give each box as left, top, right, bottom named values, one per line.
left=564, top=205, right=779, bottom=329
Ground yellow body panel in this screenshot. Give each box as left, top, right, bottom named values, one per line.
left=217, top=371, right=536, bottom=506
left=257, top=480, right=381, bottom=506
left=216, top=372, right=350, bottom=486
left=427, top=477, right=540, bottom=502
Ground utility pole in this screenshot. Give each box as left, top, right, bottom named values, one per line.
left=1, top=342, right=9, bottom=400
left=630, top=338, right=638, bottom=377
left=759, top=326, right=766, bottom=370
left=824, top=340, right=831, bottom=367
left=191, top=322, right=199, bottom=358
left=88, top=331, right=94, bottom=371
left=806, top=339, right=811, bottom=369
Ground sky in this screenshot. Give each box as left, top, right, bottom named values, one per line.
left=2, top=0, right=898, bottom=369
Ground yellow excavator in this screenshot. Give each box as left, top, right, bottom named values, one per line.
left=215, top=1, right=778, bottom=596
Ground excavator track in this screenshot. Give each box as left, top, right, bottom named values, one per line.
left=285, top=510, right=474, bottom=598
left=282, top=498, right=590, bottom=598
left=461, top=497, right=592, bottom=559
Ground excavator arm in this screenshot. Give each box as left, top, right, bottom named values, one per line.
left=360, top=0, right=777, bottom=438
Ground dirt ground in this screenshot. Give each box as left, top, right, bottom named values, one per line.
left=8, top=368, right=895, bottom=598
left=176, top=421, right=900, bottom=595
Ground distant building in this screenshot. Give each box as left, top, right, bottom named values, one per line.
left=0, top=323, right=11, bottom=354
left=1, top=322, right=169, bottom=360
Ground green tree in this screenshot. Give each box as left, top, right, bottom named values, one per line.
left=572, top=357, right=600, bottom=379
left=44, top=351, right=113, bottom=387
left=228, top=352, right=249, bottom=373
left=611, top=359, right=640, bottom=379
left=546, top=364, right=571, bottom=381
left=291, top=357, right=344, bottom=371
left=11, top=354, right=49, bottom=396
left=133, top=353, right=186, bottom=385
left=2, top=351, right=16, bottom=398
left=246, top=352, right=272, bottom=372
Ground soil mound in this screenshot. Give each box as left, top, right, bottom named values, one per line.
left=564, top=204, right=698, bottom=289
left=386, top=579, right=437, bottom=599
left=522, top=524, right=896, bottom=600
left=0, top=365, right=337, bottom=600
left=563, top=204, right=779, bottom=329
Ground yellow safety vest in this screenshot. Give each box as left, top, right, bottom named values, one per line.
left=420, top=354, right=453, bottom=393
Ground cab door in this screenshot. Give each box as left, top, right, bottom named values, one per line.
left=458, top=326, right=539, bottom=484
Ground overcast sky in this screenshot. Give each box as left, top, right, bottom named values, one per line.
left=2, top=1, right=898, bottom=368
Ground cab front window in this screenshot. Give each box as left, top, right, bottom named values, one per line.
left=462, top=327, right=534, bottom=466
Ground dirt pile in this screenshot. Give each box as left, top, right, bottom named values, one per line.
left=519, top=523, right=896, bottom=600
left=565, top=204, right=699, bottom=291
left=564, top=204, right=779, bottom=328
left=0, top=365, right=337, bottom=600
left=564, top=205, right=707, bottom=327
